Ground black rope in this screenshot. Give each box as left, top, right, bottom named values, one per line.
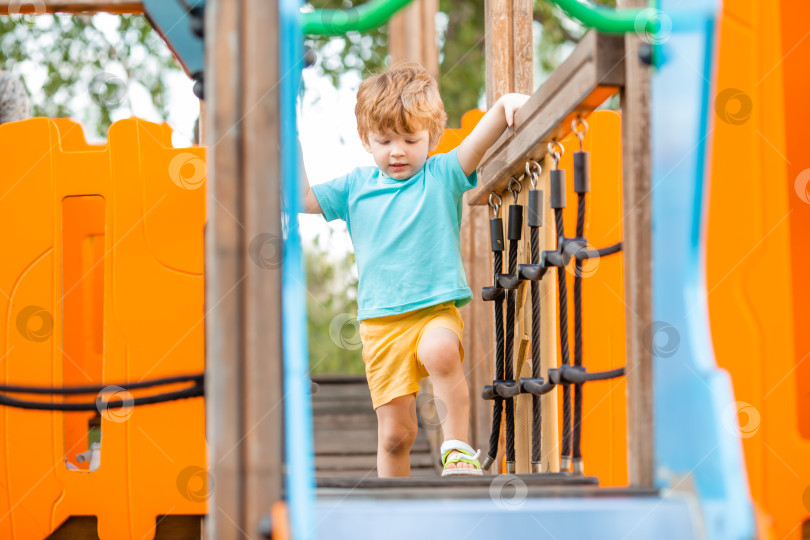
left=505, top=235, right=517, bottom=465
left=487, top=250, right=505, bottom=465
left=530, top=225, right=542, bottom=467
left=0, top=373, right=203, bottom=395
left=586, top=241, right=622, bottom=258
left=0, top=381, right=204, bottom=411
left=573, top=192, right=586, bottom=464
left=555, top=208, right=572, bottom=466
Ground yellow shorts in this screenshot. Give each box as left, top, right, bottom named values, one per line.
left=359, top=301, right=465, bottom=409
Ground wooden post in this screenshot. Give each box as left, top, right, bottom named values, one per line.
left=388, top=0, right=439, bottom=81
left=480, top=0, right=535, bottom=474
left=205, top=0, right=285, bottom=538
left=618, top=0, right=654, bottom=488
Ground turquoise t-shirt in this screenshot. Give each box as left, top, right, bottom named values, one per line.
left=312, top=148, right=478, bottom=321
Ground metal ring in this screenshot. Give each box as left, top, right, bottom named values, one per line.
left=547, top=140, right=564, bottom=168
left=547, top=140, right=564, bottom=158
left=489, top=192, right=503, bottom=217
left=525, top=160, right=542, bottom=189
left=508, top=176, right=522, bottom=204
left=571, top=115, right=589, bottom=136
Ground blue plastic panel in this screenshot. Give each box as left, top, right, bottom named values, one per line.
left=651, top=1, right=755, bottom=539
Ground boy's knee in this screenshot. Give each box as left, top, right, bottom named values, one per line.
left=378, top=419, right=418, bottom=455
left=419, top=332, right=461, bottom=377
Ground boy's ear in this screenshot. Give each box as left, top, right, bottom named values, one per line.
left=358, top=130, right=371, bottom=152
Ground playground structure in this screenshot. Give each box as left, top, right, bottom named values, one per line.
left=0, top=0, right=807, bottom=539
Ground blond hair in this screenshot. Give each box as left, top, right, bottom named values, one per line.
left=355, top=62, right=446, bottom=149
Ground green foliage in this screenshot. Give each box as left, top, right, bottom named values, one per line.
left=306, top=229, right=364, bottom=375
left=438, top=0, right=486, bottom=126
left=303, top=0, right=616, bottom=125
left=0, top=14, right=180, bottom=138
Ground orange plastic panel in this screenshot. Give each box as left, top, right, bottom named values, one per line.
left=708, top=1, right=810, bottom=538
left=431, top=109, right=486, bottom=155
left=0, top=118, right=206, bottom=539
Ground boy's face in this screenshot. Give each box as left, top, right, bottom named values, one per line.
left=361, top=128, right=430, bottom=180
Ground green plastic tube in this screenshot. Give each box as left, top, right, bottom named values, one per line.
left=302, top=0, right=414, bottom=36
left=549, top=0, right=658, bottom=35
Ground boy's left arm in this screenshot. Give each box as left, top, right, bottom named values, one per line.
left=456, top=93, right=530, bottom=177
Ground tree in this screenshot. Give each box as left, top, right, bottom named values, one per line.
left=0, top=13, right=181, bottom=138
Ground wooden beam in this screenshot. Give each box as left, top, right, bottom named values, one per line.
left=0, top=0, right=142, bottom=14
left=205, top=0, right=284, bottom=537
left=618, top=0, right=654, bottom=488
left=388, top=0, right=439, bottom=81
left=469, top=31, right=624, bottom=206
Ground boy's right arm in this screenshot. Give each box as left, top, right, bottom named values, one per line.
left=300, top=139, right=324, bottom=214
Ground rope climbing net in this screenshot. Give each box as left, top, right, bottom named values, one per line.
left=481, top=116, right=625, bottom=475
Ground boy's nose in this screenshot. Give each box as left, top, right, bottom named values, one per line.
left=390, top=145, right=405, bottom=157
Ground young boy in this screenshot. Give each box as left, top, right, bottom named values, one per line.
left=301, top=62, right=528, bottom=477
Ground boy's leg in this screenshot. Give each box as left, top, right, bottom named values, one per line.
left=375, top=394, right=418, bottom=478
left=417, top=328, right=474, bottom=471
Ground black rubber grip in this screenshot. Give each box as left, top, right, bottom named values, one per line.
left=574, top=152, right=589, bottom=194
left=550, top=169, right=566, bottom=209
left=508, top=204, right=523, bottom=241
left=528, top=189, right=543, bottom=227
left=490, top=218, right=504, bottom=252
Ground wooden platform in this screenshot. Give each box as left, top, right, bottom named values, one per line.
left=312, top=375, right=440, bottom=478
left=316, top=472, right=612, bottom=500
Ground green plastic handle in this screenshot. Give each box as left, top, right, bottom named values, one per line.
left=549, top=0, right=658, bottom=34
left=302, top=0, right=414, bottom=36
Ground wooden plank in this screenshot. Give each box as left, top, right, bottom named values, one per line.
left=314, top=434, right=430, bottom=455
left=469, top=31, right=625, bottom=206
left=618, top=0, right=654, bottom=488
left=242, top=0, right=285, bottom=534
left=0, top=0, right=142, bottom=14
left=205, top=0, right=285, bottom=537
left=540, top=154, right=559, bottom=473
left=316, top=484, right=658, bottom=501
left=388, top=0, right=439, bottom=81
left=316, top=452, right=435, bottom=471
left=315, top=467, right=438, bottom=479
left=205, top=0, right=245, bottom=537
left=316, top=473, right=599, bottom=490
